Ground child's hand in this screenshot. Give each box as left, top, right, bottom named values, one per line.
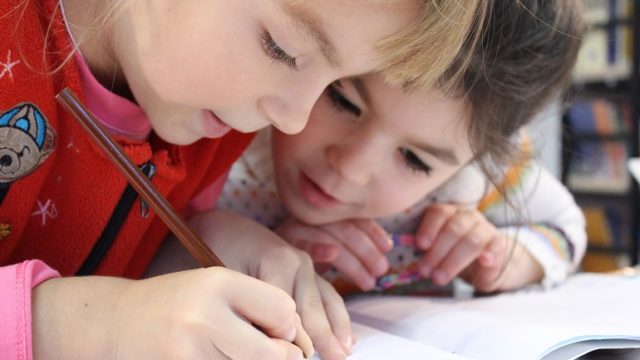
left=191, top=210, right=354, bottom=360
left=276, top=218, right=393, bottom=291
left=33, top=268, right=309, bottom=360
left=416, top=203, right=544, bottom=292
left=416, top=203, right=510, bottom=289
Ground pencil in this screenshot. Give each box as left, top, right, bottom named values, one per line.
left=56, top=88, right=225, bottom=268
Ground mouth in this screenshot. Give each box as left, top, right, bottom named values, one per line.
left=201, top=110, right=232, bottom=138
left=298, top=172, right=341, bottom=208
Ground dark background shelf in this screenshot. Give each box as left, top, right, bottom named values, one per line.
left=562, top=0, right=639, bottom=266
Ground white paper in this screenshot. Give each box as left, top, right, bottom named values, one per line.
left=310, top=322, right=470, bottom=360
left=345, top=273, right=640, bottom=360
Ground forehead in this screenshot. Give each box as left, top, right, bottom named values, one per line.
left=281, top=0, right=420, bottom=72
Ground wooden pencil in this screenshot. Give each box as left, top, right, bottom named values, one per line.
left=56, top=87, right=225, bottom=268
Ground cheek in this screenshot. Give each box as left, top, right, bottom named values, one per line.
left=366, top=180, right=440, bottom=218
left=134, top=12, right=259, bottom=108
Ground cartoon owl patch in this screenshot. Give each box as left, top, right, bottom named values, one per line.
left=0, top=103, right=56, bottom=184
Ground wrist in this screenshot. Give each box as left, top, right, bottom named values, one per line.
left=32, top=276, right=130, bottom=359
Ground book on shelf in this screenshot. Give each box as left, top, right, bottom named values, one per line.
left=573, top=20, right=631, bottom=83
left=334, top=272, right=640, bottom=360
left=583, top=205, right=628, bottom=249
left=582, top=0, right=632, bottom=25
left=567, top=98, right=631, bottom=135
left=567, top=141, right=630, bottom=193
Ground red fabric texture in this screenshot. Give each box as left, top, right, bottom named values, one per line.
left=0, top=0, right=254, bottom=278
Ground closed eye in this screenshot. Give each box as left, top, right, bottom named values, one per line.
left=325, top=83, right=361, bottom=116
left=261, top=31, right=298, bottom=70
left=400, top=148, right=432, bottom=175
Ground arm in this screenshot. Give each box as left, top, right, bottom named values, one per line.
left=479, top=159, right=586, bottom=288
left=32, top=266, right=309, bottom=360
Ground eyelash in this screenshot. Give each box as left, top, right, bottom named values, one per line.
left=261, top=31, right=298, bottom=70
left=325, top=83, right=362, bottom=116
left=325, top=84, right=432, bottom=175
left=400, top=148, right=432, bottom=175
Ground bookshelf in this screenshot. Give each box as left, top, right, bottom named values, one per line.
left=562, top=0, right=639, bottom=270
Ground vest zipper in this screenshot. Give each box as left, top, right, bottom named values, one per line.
left=0, top=183, right=10, bottom=205
left=76, top=161, right=156, bottom=275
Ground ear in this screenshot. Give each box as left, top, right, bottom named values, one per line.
left=38, top=125, right=57, bottom=162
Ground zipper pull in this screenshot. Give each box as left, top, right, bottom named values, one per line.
left=139, top=161, right=157, bottom=218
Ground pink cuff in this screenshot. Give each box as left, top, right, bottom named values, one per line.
left=184, top=170, right=230, bottom=218
left=0, top=260, right=61, bottom=360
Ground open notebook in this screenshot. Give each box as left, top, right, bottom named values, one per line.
left=330, top=272, right=640, bottom=360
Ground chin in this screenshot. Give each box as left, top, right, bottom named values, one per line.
left=291, top=204, right=345, bottom=226
left=154, top=127, right=200, bottom=146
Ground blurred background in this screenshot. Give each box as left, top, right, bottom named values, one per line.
left=532, top=0, right=638, bottom=272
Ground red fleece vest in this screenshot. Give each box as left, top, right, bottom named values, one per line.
left=0, top=0, right=253, bottom=278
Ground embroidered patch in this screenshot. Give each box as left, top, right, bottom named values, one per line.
left=0, top=103, right=56, bottom=184
left=0, top=223, right=10, bottom=240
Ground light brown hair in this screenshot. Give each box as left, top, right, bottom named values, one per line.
left=448, top=0, right=585, bottom=178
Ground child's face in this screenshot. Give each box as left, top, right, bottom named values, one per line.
left=272, top=74, right=474, bottom=225
left=114, top=0, right=418, bottom=145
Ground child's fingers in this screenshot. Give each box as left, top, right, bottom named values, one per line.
left=316, top=276, right=355, bottom=355
left=430, top=223, right=495, bottom=285
left=214, top=311, right=305, bottom=360
left=353, top=219, right=393, bottom=252
left=331, top=247, right=378, bottom=290
left=283, top=226, right=341, bottom=263
left=291, top=314, right=315, bottom=360
left=310, top=243, right=341, bottom=263
left=294, top=262, right=347, bottom=360
left=419, top=209, right=477, bottom=277
left=463, top=238, right=508, bottom=292
left=270, top=339, right=308, bottom=360
left=225, top=271, right=297, bottom=336
left=322, top=222, right=389, bottom=277
left=416, top=204, right=457, bottom=249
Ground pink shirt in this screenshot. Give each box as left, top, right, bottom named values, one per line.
left=0, top=261, right=60, bottom=360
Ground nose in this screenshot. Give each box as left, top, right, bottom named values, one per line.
left=258, top=78, right=327, bottom=135
left=0, top=155, right=12, bottom=167
left=325, top=137, right=376, bottom=187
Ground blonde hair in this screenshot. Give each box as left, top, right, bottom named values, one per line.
left=12, top=0, right=487, bottom=91
left=376, top=0, right=491, bottom=90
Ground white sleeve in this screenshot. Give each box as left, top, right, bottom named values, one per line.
left=483, top=160, right=587, bottom=287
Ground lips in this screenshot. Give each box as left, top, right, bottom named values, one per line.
left=298, top=172, right=341, bottom=208
left=201, top=110, right=231, bottom=138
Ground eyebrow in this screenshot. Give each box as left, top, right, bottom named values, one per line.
left=414, top=142, right=460, bottom=166
left=281, top=3, right=342, bottom=68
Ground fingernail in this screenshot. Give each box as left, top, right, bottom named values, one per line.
left=432, top=270, right=448, bottom=285
left=341, top=335, right=354, bottom=355
left=384, top=234, right=394, bottom=250
left=418, top=235, right=432, bottom=249
left=375, top=258, right=389, bottom=276
left=284, top=325, right=297, bottom=342
left=481, top=252, right=494, bottom=266
left=362, top=276, right=376, bottom=290
left=420, top=265, right=432, bottom=277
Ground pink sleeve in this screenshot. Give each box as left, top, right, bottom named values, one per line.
left=0, top=260, right=60, bottom=360
left=184, top=170, right=230, bottom=218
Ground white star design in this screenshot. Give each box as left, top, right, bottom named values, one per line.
left=0, top=50, right=20, bottom=82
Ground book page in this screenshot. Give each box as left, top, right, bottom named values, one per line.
left=346, top=273, right=640, bottom=359
left=310, top=322, right=470, bottom=360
